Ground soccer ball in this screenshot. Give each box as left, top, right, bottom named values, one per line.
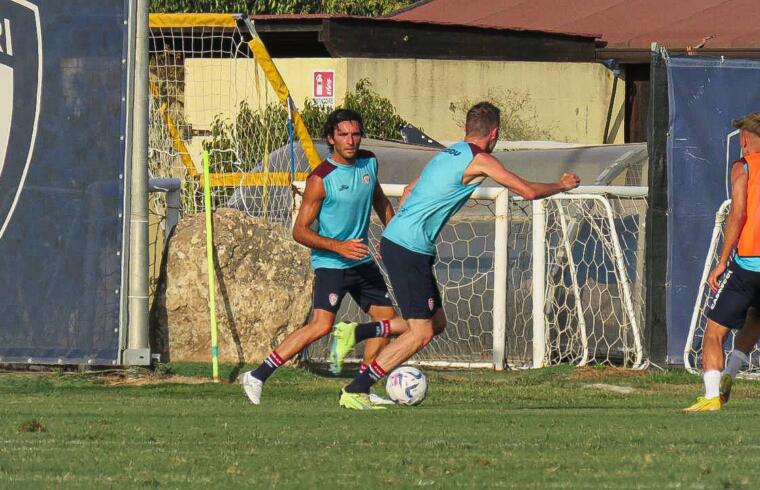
left=385, top=366, right=428, bottom=406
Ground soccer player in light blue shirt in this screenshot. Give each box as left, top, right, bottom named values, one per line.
left=338, top=102, right=581, bottom=408
left=242, top=109, right=404, bottom=406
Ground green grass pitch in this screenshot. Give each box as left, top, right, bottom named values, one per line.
left=0, top=363, right=758, bottom=488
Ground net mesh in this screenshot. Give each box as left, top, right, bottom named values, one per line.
left=302, top=188, right=648, bottom=368
left=543, top=195, right=646, bottom=366
left=505, top=195, right=646, bottom=368
left=145, top=17, right=649, bottom=369
left=146, top=19, right=315, bottom=298
left=148, top=21, right=312, bottom=226
left=304, top=196, right=499, bottom=367
left=686, top=201, right=760, bottom=375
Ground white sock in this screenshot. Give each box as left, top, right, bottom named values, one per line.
left=724, top=350, right=749, bottom=379
left=703, top=370, right=721, bottom=399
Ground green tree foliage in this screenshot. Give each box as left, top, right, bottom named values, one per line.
left=202, top=79, right=410, bottom=177
left=300, top=80, right=408, bottom=140
left=150, top=0, right=414, bottom=16
left=299, top=98, right=333, bottom=139
left=340, top=79, right=408, bottom=140
left=449, top=89, right=556, bottom=141
left=201, top=100, right=289, bottom=205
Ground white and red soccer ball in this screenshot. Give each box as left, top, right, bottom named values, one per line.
left=385, top=366, right=428, bottom=406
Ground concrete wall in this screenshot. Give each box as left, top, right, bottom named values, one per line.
left=274, top=58, right=625, bottom=144
left=183, top=57, right=625, bottom=146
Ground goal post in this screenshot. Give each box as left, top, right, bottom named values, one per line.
left=527, top=187, right=648, bottom=369
left=293, top=182, right=648, bottom=370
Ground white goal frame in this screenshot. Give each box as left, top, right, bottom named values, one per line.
left=527, top=191, right=646, bottom=368
left=293, top=182, right=647, bottom=370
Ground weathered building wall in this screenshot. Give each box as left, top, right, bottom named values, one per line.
left=184, top=57, right=624, bottom=145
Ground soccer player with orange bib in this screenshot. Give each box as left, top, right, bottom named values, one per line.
left=686, top=112, right=760, bottom=412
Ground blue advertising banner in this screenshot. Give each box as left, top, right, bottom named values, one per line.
left=666, top=56, right=760, bottom=363
left=0, top=0, right=131, bottom=364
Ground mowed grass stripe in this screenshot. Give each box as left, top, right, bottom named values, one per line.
left=0, top=364, right=759, bottom=488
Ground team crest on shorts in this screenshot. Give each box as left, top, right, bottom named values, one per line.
left=0, top=0, right=42, bottom=241
left=428, top=297, right=434, bottom=311
left=363, top=174, right=370, bottom=184
left=328, top=293, right=338, bottom=306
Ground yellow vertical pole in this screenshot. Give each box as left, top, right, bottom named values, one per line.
left=202, top=151, right=220, bottom=382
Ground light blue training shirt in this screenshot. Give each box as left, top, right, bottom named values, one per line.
left=383, top=141, right=484, bottom=256
left=309, top=151, right=378, bottom=270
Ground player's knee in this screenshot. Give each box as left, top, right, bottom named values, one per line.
left=416, top=329, right=435, bottom=348
left=307, top=320, right=333, bottom=339
left=704, top=325, right=728, bottom=345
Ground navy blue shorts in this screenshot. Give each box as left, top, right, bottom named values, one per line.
left=380, top=237, right=442, bottom=319
left=706, top=260, right=760, bottom=330
left=312, top=262, right=392, bottom=314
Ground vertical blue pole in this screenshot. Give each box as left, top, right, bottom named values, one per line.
left=287, top=117, right=296, bottom=181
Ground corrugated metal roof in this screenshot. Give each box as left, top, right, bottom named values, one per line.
left=250, top=13, right=598, bottom=39
left=391, top=0, right=760, bottom=49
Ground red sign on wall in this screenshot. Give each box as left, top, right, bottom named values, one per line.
left=313, top=70, right=335, bottom=106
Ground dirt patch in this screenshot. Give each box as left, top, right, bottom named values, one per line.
left=570, top=367, right=650, bottom=381
left=584, top=383, right=636, bottom=394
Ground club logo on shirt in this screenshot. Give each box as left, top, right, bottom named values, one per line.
left=363, top=174, right=370, bottom=184
left=328, top=293, right=338, bottom=306
left=428, top=297, right=435, bottom=311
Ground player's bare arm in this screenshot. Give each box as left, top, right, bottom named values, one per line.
left=465, top=153, right=580, bottom=199
left=372, top=179, right=395, bottom=226
left=292, top=175, right=369, bottom=261
left=708, top=161, right=748, bottom=291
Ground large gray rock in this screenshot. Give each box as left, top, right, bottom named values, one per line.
left=150, top=208, right=313, bottom=364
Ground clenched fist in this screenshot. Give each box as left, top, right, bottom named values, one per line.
left=559, top=172, right=581, bottom=191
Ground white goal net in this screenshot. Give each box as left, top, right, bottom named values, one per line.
left=147, top=14, right=319, bottom=227
left=685, top=200, right=760, bottom=375
left=296, top=183, right=648, bottom=369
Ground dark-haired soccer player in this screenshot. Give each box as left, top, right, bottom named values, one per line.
left=334, top=102, right=581, bottom=409
left=241, top=109, right=406, bottom=406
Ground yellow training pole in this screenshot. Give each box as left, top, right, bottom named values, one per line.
left=202, top=151, right=220, bottom=382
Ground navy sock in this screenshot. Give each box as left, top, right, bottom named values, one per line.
left=344, top=360, right=387, bottom=394
left=354, top=319, right=391, bottom=343
left=251, top=351, right=284, bottom=383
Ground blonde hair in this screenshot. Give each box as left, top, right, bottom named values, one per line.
left=732, top=112, right=760, bottom=138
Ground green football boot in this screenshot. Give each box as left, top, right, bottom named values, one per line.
left=339, top=389, right=387, bottom=410
left=329, top=321, right=357, bottom=375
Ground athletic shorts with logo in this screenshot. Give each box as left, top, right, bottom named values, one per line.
left=312, top=262, right=393, bottom=314
left=707, top=260, right=760, bottom=330
left=380, top=237, right=442, bottom=319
